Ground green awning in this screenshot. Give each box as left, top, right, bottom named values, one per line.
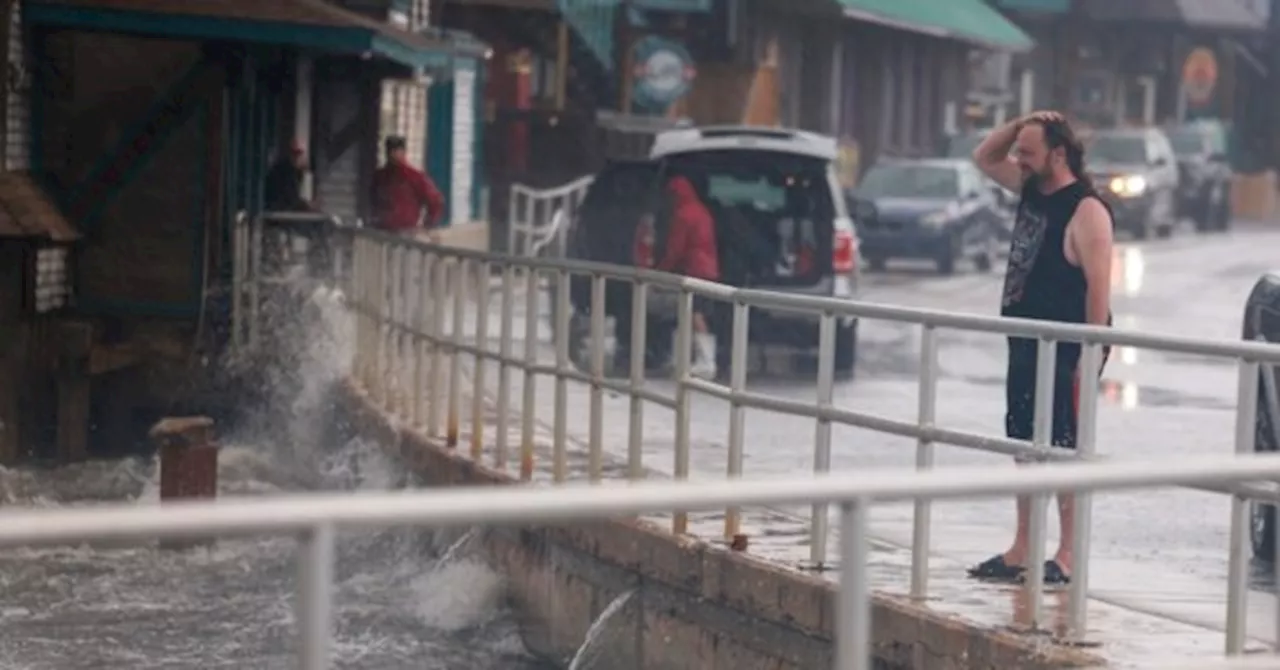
left=837, top=0, right=1035, bottom=52
left=994, top=0, right=1070, bottom=12
left=25, top=0, right=487, bottom=69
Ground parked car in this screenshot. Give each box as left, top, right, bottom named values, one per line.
left=1245, top=272, right=1280, bottom=562
left=1085, top=128, right=1180, bottom=239
left=939, top=129, right=1018, bottom=218
left=850, top=158, right=1005, bottom=275
left=1164, top=121, right=1232, bottom=232
left=560, top=126, right=862, bottom=377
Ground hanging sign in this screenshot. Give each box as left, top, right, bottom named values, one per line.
left=631, top=36, right=696, bottom=112
left=1181, top=47, right=1218, bottom=106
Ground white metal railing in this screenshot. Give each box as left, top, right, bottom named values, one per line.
left=2, top=454, right=1280, bottom=669
left=506, top=176, right=592, bottom=259
left=227, top=220, right=1280, bottom=661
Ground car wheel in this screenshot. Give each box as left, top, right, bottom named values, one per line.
left=1253, top=500, right=1276, bottom=563
left=1254, top=371, right=1278, bottom=562
left=1218, top=182, right=1233, bottom=231
left=867, top=257, right=887, bottom=272
left=935, top=234, right=957, bottom=275
left=834, top=320, right=858, bottom=380
left=973, top=235, right=996, bottom=273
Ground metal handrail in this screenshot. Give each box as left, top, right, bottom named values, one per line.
left=3, top=457, right=1280, bottom=670
left=232, top=219, right=1280, bottom=662
left=506, top=175, right=592, bottom=258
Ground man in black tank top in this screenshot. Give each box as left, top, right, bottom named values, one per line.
left=966, top=111, right=1115, bottom=585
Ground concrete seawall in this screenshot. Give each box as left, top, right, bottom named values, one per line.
left=338, top=381, right=1105, bottom=669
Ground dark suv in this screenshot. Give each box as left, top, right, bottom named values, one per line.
left=1086, top=128, right=1180, bottom=239
left=1164, top=121, right=1232, bottom=232
left=560, top=126, right=862, bottom=378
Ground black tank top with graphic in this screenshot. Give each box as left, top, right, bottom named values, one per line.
left=1000, top=179, right=1106, bottom=324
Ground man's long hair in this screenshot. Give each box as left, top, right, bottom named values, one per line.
left=1027, top=117, right=1093, bottom=191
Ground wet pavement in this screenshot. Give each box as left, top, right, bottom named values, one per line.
left=428, top=225, right=1280, bottom=667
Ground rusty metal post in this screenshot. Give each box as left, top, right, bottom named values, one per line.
left=151, top=417, right=218, bottom=549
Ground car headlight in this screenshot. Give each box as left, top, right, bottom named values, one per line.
left=920, top=210, right=950, bottom=226
left=1108, top=175, right=1147, bottom=197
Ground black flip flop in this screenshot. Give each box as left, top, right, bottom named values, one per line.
left=1042, top=560, right=1071, bottom=585
left=1017, top=560, right=1072, bottom=585
left=967, top=554, right=1026, bottom=582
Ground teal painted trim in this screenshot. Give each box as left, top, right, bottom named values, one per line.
left=371, top=34, right=454, bottom=69
left=426, top=80, right=455, bottom=226
left=558, top=0, right=617, bottom=71
left=25, top=5, right=462, bottom=70
left=25, top=5, right=370, bottom=52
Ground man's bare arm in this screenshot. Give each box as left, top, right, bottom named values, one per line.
left=1071, top=198, right=1113, bottom=328
left=971, top=118, right=1024, bottom=192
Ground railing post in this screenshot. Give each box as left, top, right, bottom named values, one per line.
left=427, top=254, right=447, bottom=438
left=520, top=266, right=540, bottom=480
left=495, top=264, right=516, bottom=470
left=809, top=311, right=836, bottom=565
left=552, top=269, right=572, bottom=483
left=725, top=300, right=750, bottom=541
left=351, top=237, right=365, bottom=382
left=835, top=498, right=871, bottom=670
left=1226, top=358, right=1260, bottom=654
left=471, top=261, right=491, bottom=461
left=447, top=259, right=467, bottom=447
left=1068, top=342, right=1103, bottom=638
left=248, top=215, right=262, bottom=350
left=232, top=213, right=245, bottom=350
left=412, top=250, right=431, bottom=427
left=627, top=281, right=648, bottom=480
left=910, top=325, right=939, bottom=599
left=672, top=289, right=693, bottom=534
left=372, top=242, right=389, bottom=405
left=588, top=274, right=607, bottom=482
left=1024, top=337, right=1058, bottom=628
left=389, top=245, right=405, bottom=417
left=296, top=523, right=335, bottom=670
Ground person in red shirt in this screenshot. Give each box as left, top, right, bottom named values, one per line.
left=658, top=176, right=721, bottom=378
left=371, top=136, right=445, bottom=238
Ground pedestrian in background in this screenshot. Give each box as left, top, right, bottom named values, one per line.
left=371, top=135, right=445, bottom=241
left=968, top=110, right=1115, bottom=586
left=658, top=175, right=721, bottom=379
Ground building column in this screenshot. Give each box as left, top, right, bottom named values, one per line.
left=295, top=54, right=313, bottom=199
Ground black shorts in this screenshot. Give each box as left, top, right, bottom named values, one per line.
left=1005, top=337, right=1110, bottom=449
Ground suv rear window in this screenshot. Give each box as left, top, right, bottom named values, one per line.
left=665, top=150, right=836, bottom=286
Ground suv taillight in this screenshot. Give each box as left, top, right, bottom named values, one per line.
left=634, top=216, right=655, bottom=268
left=833, top=228, right=857, bottom=274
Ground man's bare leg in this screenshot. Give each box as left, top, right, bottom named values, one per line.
left=1003, top=494, right=1032, bottom=566
left=1054, top=492, right=1075, bottom=574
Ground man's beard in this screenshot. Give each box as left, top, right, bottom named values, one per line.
left=1023, top=166, right=1053, bottom=189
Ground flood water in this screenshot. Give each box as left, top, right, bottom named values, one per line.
left=0, top=283, right=554, bottom=669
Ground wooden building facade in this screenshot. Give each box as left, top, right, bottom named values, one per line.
left=0, top=0, right=485, bottom=465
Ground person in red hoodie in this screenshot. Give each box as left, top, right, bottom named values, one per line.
left=658, top=176, right=721, bottom=378
left=371, top=136, right=445, bottom=239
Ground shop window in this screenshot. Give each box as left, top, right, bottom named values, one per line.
left=379, top=79, right=429, bottom=171
left=410, top=0, right=430, bottom=31
left=24, top=244, right=71, bottom=314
